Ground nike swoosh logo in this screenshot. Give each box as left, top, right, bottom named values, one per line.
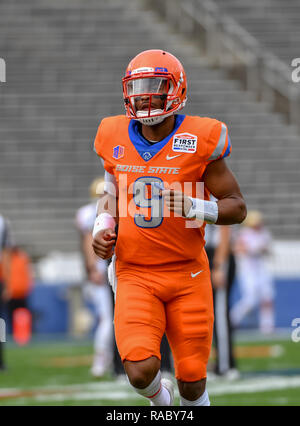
left=191, top=270, right=203, bottom=278
left=166, top=154, right=182, bottom=160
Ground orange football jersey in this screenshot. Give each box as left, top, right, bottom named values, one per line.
left=94, top=114, right=231, bottom=265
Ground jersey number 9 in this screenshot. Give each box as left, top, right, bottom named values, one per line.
left=133, top=177, right=164, bottom=228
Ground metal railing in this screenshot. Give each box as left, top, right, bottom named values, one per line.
left=149, top=0, right=300, bottom=130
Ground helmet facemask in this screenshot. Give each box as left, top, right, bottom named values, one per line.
left=123, top=71, right=186, bottom=126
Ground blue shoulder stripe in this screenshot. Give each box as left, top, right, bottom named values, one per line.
left=222, top=136, right=231, bottom=158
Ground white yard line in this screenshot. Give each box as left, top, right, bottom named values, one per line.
left=207, top=375, right=300, bottom=396
left=1, top=375, right=300, bottom=403
left=34, top=391, right=134, bottom=402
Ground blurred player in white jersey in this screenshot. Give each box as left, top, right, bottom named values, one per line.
left=76, top=177, right=113, bottom=377
left=230, top=210, right=275, bottom=334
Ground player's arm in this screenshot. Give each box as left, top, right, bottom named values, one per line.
left=81, top=232, right=106, bottom=284
left=213, top=226, right=231, bottom=267
left=81, top=232, right=96, bottom=272
left=203, top=158, right=246, bottom=225
left=211, top=226, right=231, bottom=289
left=92, top=171, right=118, bottom=260
left=162, top=159, right=246, bottom=225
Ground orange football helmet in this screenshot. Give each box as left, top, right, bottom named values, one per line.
left=122, top=49, right=187, bottom=125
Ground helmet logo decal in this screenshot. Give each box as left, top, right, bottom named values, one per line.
left=131, top=67, right=154, bottom=74
left=155, top=67, right=168, bottom=73
left=130, top=67, right=168, bottom=75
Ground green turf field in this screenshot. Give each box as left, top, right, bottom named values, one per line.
left=0, top=334, right=299, bottom=406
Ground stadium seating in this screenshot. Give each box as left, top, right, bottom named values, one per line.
left=213, top=0, right=300, bottom=63
left=0, top=0, right=299, bottom=258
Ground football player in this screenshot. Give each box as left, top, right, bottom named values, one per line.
left=230, top=210, right=275, bottom=334
left=92, top=50, right=247, bottom=406
left=76, top=178, right=113, bottom=377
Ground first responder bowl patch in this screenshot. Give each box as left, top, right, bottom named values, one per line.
left=172, top=133, right=197, bottom=153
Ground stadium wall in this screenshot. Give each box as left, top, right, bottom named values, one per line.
left=1, top=279, right=298, bottom=334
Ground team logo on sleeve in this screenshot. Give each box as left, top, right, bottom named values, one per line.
left=113, top=145, right=125, bottom=160
left=172, top=133, right=197, bottom=153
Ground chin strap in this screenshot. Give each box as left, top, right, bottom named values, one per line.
left=135, top=116, right=166, bottom=126
left=135, top=109, right=174, bottom=126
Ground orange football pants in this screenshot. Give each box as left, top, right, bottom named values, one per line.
left=114, top=251, right=214, bottom=382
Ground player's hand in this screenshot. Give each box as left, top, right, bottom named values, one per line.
left=161, top=189, right=192, bottom=217
left=92, top=228, right=116, bottom=260
left=211, top=267, right=226, bottom=289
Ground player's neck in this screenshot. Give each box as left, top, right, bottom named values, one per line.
left=141, top=115, right=175, bottom=142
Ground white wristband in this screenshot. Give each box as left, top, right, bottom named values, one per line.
left=186, top=198, right=218, bottom=224
left=92, top=213, right=116, bottom=238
